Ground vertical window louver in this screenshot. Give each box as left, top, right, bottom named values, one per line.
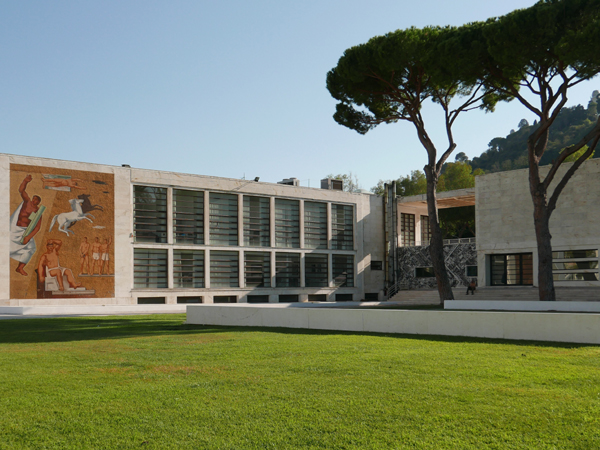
left=173, top=189, right=204, bottom=244
left=331, top=204, right=353, bottom=250
left=210, top=193, right=238, bottom=246
left=275, top=199, right=299, bottom=248
left=304, top=202, right=327, bottom=249
left=133, top=186, right=167, bottom=243
left=243, top=196, right=270, bottom=247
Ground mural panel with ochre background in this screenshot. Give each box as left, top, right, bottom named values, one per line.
left=10, top=164, right=114, bottom=299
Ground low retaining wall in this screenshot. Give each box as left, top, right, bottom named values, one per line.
left=186, top=304, right=600, bottom=344
left=446, top=300, right=600, bottom=312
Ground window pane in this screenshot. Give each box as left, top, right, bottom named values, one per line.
left=173, top=189, right=204, bottom=244
left=275, top=199, right=299, bottom=248
left=275, top=253, right=300, bottom=287
left=331, top=204, right=353, bottom=250
left=332, top=254, right=354, bottom=287
left=210, top=251, right=239, bottom=287
left=420, top=215, right=431, bottom=245
left=305, top=253, right=328, bottom=287
left=304, top=202, right=327, bottom=249
left=134, top=248, right=168, bottom=288
left=173, top=250, right=204, bottom=288
left=490, top=253, right=533, bottom=286
left=244, top=252, right=271, bottom=288
left=243, top=196, right=270, bottom=247
left=133, top=186, right=167, bottom=243
left=210, top=193, right=238, bottom=246
left=401, top=213, right=415, bottom=246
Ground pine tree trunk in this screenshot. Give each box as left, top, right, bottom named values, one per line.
left=531, top=185, right=556, bottom=301
left=425, top=166, right=454, bottom=305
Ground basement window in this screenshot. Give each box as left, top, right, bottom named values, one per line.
left=415, top=267, right=435, bottom=278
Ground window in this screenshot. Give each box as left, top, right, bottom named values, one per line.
left=209, top=193, right=238, bottom=246
left=177, top=296, right=203, bottom=304
left=134, top=249, right=168, bottom=288
left=173, top=250, right=204, bottom=288
left=304, top=202, right=327, bottom=249
left=401, top=213, right=415, bottom=246
left=490, top=253, right=533, bottom=286
left=243, top=196, right=270, bottom=247
left=210, top=251, right=239, bottom=287
left=279, top=294, right=299, bottom=303
left=244, top=252, right=271, bottom=288
left=364, top=293, right=379, bottom=301
left=331, top=204, right=353, bottom=250
left=247, top=295, right=270, bottom=303
left=466, top=265, right=478, bottom=277
left=305, top=253, right=328, bottom=287
left=415, top=267, right=435, bottom=278
left=133, top=186, right=167, bottom=243
left=173, top=189, right=204, bottom=244
left=332, top=254, right=354, bottom=287
left=275, top=199, right=300, bottom=248
left=552, top=249, right=599, bottom=282
left=308, top=294, right=326, bottom=302
left=137, top=297, right=166, bottom=304
left=275, top=253, right=300, bottom=287
left=420, top=215, right=431, bottom=245
left=370, top=261, right=383, bottom=271
left=214, top=296, right=237, bottom=303
left=335, top=294, right=353, bottom=302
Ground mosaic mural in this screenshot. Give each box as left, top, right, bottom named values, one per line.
left=10, top=164, right=114, bottom=299
left=396, top=242, right=476, bottom=289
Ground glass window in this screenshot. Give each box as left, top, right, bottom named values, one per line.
left=214, top=296, right=237, bottom=303
left=401, top=213, right=415, bottom=246
left=331, top=204, right=353, bottom=250
left=421, top=215, right=431, bottom=245
left=490, top=253, right=533, bottom=286
left=415, top=267, right=435, bottom=278
left=173, top=189, right=204, bottom=245
left=466, top=265, right=478, bottom=277
left=133, top=186, right=167, bottom=243
left=305, top=253, right=328, bottom=287
left=279, top=295, right=299, bottom=303
left=134, top=248, right=168, bottom=288
left=210, top=251, right=239, bottom=287
left=332, top=254, right=354, bottom=287
left=304, top=202, right=327, bottom=249
left=275, top=253, right=300, bottom=287
left=275, top=199, right=299, bottom=248
left=173, top=250, right=205, bottom=288
left=244, top=252, right=271, bottom=288
left=243, top=196, right=270, bottom=247
left=552, top=249, right=599, bottom=282
left=247, top=295, right=270, bottom=303
left=371, top=261, right=383, bottom=271
left=209, top=193, right=238, bottom=246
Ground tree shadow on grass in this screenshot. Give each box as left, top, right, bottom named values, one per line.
left=0, top=314, right=592, bottom=349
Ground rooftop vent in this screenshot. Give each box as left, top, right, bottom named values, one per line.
left=321, top=178, right=343, bottom=191
left=277, top=178, right=300, bottom=186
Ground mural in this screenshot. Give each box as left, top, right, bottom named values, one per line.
left=10, top=164, right=114, bottom=299
left=395, top=242, right=476, bottom=289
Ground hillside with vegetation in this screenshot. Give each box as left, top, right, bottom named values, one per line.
left=470, top=91, right=599, bottom=173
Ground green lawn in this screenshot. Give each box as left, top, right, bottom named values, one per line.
left=0, top=315, right=598, bottom=449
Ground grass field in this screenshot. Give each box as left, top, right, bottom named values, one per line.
left=0, top=314, right=599, bottom=449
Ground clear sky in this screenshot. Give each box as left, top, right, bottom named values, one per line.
left=1, top=1, right=598, bottom=191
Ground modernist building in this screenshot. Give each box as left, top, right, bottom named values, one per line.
left=2, top=153, right=385, bottom=307
left=2, top=152, right=598, bottom=309
left=386, top=158, right=600, bottom=297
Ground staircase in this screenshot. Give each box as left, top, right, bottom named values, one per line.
left=389, top=287, right=600, bottom=305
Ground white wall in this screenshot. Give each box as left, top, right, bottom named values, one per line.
left=186, top=304, right=600, bottom=344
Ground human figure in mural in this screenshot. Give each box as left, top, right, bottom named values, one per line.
left=38, top=239, right=82, bottom=291
left=41, top=176, right=87, bottom=190
left=91, top=237, right=102, bottom=275
left=10, top=174, right=45, bottom=276
left=79, top=237, right=90, bottom=275
left=100, top=237, right=112, bottom=275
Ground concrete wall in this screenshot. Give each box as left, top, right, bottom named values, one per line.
left=186, top=304, right=600, bottom=344
left=476, top=159, right=600, bottom=287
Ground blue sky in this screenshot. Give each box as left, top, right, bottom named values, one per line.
left=1, top=1, right=598, bottom=190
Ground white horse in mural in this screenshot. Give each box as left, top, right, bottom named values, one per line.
left=49, top=199, right=95, bottom=236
